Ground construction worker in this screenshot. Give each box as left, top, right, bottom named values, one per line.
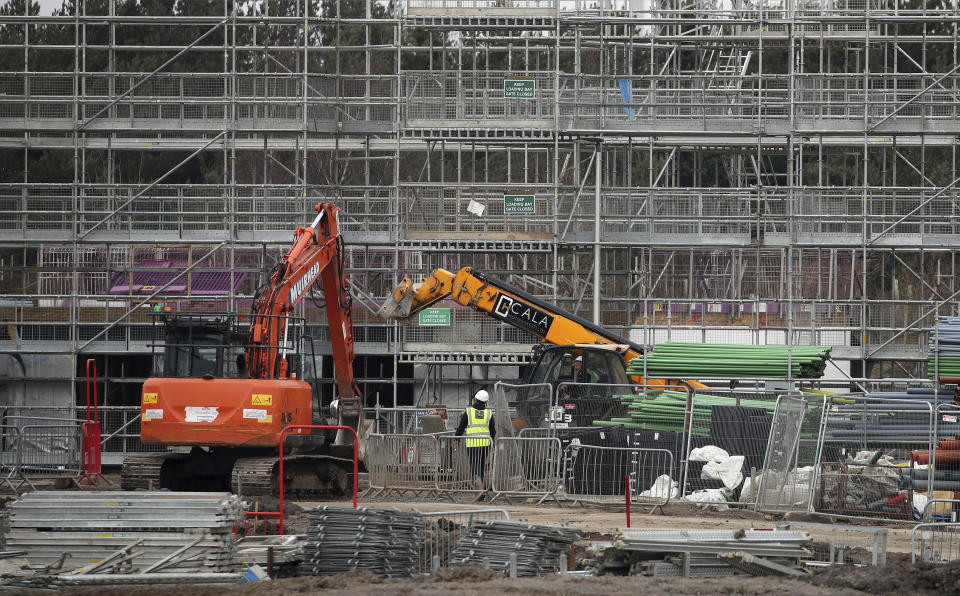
left=572, top=355, right=599, bottom=384
left=455, top=389, right=496, bottom=494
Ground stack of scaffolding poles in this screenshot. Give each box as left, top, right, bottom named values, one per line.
left=627, top=343, right=831, bottom=379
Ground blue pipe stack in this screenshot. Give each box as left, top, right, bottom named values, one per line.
left=824, top=388, right=960, bottom=442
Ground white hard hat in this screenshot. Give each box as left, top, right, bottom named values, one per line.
left=474, top=389, right=489, bottom=402
left=574, top=355, right=583, bottom=362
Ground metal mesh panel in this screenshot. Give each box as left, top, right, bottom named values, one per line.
left=405, top=71, right=554, bottom=125
left=562, top=444, right=674, bottom=506
left=754, top=394, right=824, bottom=512
left=490, top=437, right=563, bottom=502
left=364, top=433, right=440, bottom=497
left=811, top=397, right=934, bottom=522
left=912, top=524, right=960, bottom=564
left=679, top=390, right=783, bottom=503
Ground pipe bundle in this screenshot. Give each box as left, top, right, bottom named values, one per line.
left=592, top=389, right=779, bottom=434
left=627, top=343, right=832, bottom=379
left=927, top=316, right=960, bottom=378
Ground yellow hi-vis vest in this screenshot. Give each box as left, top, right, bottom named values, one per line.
left=465, top=406, right=492, bottom=447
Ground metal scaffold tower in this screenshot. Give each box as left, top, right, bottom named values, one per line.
left=0, top=0, right=958, bottom=452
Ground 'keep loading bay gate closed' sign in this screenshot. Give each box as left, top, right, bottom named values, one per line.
left=504, top=77, right=535, bottom=99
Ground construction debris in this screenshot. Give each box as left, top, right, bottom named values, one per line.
left=450, top=520, right=580, bottom=577
left=299, top=506, right=423, bottom=578
left=6, top=491, right=244, bottom=574
left=589, top=528, right=812, bottom=578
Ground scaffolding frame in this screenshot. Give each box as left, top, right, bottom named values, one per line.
left=1, top=0, right=959, bottom=430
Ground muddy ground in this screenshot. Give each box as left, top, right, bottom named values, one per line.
left=3, top=483, right=947, bottom=595
left=18, top=561, right=960, bottom=596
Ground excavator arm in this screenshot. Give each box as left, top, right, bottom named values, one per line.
left=378, top=266, right=706, bottom=389
left=248, top=203, right=362, bottom=417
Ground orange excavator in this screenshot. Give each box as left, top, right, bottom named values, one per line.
left=121, top=203, right=366, bottom=497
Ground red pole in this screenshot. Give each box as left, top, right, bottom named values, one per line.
left=85, top=358, right=98, bottom=423
left=625, top=475, right=631, bottom=528
left=278, top=424, right=358, bottom=535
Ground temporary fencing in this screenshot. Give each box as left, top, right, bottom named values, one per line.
left=364, top=433, right=441, bottom=499
left=679, top=389, right=783, bottom=505
left=912, top=523, right=960, bottom=563
left=0, top=425, right=20, bottom=492
left=562, top=444, right=675, bottom=508
left=920, top=499, right=960, bottom=523
left=490, top=437, right=563, bottom=504
left=810, top=397, right=935, bottom=522
left=418, top=508, right=510, bottom=573
left=494, top=382, right=553, bottom=434
left=17, top=423, right=82, bottom=480
left=436, top=435, right=490, bottom=498
left=552, top=382, right=637, bottom=430
left=753, top=394, right=826, bottom=513
left=0, top=419, right=83, bottom=492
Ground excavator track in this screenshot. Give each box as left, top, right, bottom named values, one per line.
left=231, top=454, right=355, bottom=499
left=230, top=457, right=276, bottom=496
left=122, top=450, right=356, bottom=500
left=120, top=454, right=168, bottom=491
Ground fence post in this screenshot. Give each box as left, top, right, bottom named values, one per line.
left=625, top=474, right=631, bottom=528
left=77, top=358, right=109, bottom=486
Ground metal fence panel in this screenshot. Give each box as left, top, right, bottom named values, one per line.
left=755, top=394, right=825, bottom=512
left=490, top=437, right=563, bottom=503
left=562, top=444, right=674, bottom=507
left=811, top=397, right=935, bottom=522
left=418, top=508, right=510, bottom=574
left=435, top=435, right=492, bottom=497
left=17, top=423, right=82, bottom=477
left=364, top=434, right=440, bottom=498
left=681, top=389, right=783, bottom=504
left=494, top=382, right=553, bottom=435
left=552, top=383, right=637, bottom=430
left=912, top=523, right=960, bottom=563
left=0, top=425, right=19, bottom=492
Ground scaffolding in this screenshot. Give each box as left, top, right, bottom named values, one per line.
left=1, top=0, right=958, bottom=438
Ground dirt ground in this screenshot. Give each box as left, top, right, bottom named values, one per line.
left=22, top=562, right=960, bottom=596
left=2, top=488, right=943, bottom=595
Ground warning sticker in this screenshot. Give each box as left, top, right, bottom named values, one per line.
left=257, top=414, right=273, bottom=424
left=142, top=392, right=158, bottom=405
left=243, top=409, right=268, bottom=420
left=184, top=406, right=219, bottom=423
left=252, top=394, right=272, bottom=406
left=143, top=409, right=164, bottom=421
left=945, top=415, right=958, bottom=423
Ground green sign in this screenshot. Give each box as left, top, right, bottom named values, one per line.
left=418, top=307, right=451, bottom=326
left=504, top=194, right=535, bottom=214
left=504, top=78, right=535, bottom=99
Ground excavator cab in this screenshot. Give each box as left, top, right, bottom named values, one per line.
left=156, top=314, right=250, bottom=379
left=152, top=312, right=304, bottom=381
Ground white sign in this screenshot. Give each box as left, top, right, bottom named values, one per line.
left=185, top=406, right=220, bottom=423
left=144, top=409, right=164, bottom=420
left=466, top=199, right=485, bottom=217
left=243, top=408, right=268, bottom=420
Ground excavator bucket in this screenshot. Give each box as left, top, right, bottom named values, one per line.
left=376, top=278, right=416, bottom=324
